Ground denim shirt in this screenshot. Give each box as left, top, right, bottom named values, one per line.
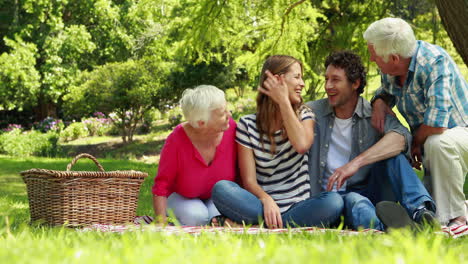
left=306, top=97, right=412, bottom=196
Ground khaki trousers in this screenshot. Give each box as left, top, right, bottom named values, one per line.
left=423, top=126, right=468, bottom=225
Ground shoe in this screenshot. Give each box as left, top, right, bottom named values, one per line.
left=412, top=207, right=439, bottom=228
left=447, top=218, right=467, bottom=228
left=376, top=201, right=416, bottom=231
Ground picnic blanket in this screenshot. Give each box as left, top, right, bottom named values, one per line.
left=79, top=216, right=468, bottom=239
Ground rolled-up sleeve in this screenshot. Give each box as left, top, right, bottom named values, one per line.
left=371, top=76, right=397, bottom=108
left=383, top=114, right=412, bottom=156
left=423, top=56, right=453, bottom=128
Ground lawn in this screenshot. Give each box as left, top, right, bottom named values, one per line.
left=0, top=155, right=467, bottom=264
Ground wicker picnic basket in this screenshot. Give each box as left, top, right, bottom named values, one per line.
left=20, top=153, right=148, bottom=227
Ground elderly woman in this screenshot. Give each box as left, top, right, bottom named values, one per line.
left=212, top=55, right=343, bottom=228
left=152, top=85, right=237, bottom=226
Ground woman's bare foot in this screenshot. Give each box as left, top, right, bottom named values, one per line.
left=209, top=216, right=257, bottom=228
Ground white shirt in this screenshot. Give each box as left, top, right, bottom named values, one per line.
left=323, top=116, right=353, bottom=192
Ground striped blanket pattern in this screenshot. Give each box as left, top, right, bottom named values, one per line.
left=79, top=216, right=468, bottom=239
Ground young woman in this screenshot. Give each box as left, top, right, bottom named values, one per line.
left=212, top=55, right=343, bottom=228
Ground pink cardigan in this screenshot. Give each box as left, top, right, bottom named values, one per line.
left=152, top=118, right=237, bottom=199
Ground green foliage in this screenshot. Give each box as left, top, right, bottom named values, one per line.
left=33, top=117, right=64, bottom=133
left=60, top=122, right=89, bottom=142
left=0, top=0, right=466, bottom=125
left=40, top=24, right=96, bottom=104
left=0, top=129, right=59, bottom=157
left=82, top=117, right=112, bottom=136
left=0, top=37, right=40, bottom=110
left=167, top=113, right=183, bottom=129
left=229, top=97, right=257, bottom=121
left=64, top=58, right=169, bottom=142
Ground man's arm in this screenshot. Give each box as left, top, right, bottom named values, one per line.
left=370, top=86, right=397, bottom=134
left=411, top=124, right=447, bottom=170
left=327, top=131, right=405, bottom=191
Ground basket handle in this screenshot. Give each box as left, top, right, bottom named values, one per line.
left=66, top=153, right=105, bottom=172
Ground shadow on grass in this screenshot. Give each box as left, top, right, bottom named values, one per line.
left=59, top=137, right=166, bottom=160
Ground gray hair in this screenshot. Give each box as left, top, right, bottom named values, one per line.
left=179, top=85, right=226, bottom=128
left=363, top=17, right=416, bottom=62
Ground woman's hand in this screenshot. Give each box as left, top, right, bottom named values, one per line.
left=261, top=196, right=283, bottom=228
left=153, top=195, right=168, bottom=224
left=259, top=70, right=289, bottom=106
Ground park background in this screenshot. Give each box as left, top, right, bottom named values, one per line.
left=0, top=0, right=467, bottom=263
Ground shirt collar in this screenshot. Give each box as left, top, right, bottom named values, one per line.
left=408, top=40, right=422, bottom=73
left=321, top=96, right=371, bottom=118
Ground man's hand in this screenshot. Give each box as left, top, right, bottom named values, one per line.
left=260, top=70, right=289, bottom=106
left=411, top=124, right=447, bottom=170
left=261, top=196, right=283, bottom=229
left=410, top=141, right=423, bottom=170
left=327, top=161, right=360, bottom=191
left=371, top=98, right=396, bottom=133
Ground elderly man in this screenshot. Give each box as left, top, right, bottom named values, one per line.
left=364, top=17, right=468, bottom=227
left=306, top=50, right=436, bottom=231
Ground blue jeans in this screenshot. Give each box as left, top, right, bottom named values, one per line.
left=212, top=180, right=343, bottom=227
left=166, top=193, right=220, bottom=226
left=342, top=154, right=435, bottom=231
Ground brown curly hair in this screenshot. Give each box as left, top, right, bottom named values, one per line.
left=325, top=51, right=367, bottom=95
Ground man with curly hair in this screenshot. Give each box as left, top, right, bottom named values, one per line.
left=306, top=50, right=437, bottom=231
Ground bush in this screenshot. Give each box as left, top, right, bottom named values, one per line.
left=168, top=113, right=182, bottom=128
left=82, top=115, right=112, bottom=136
left=0, top=129, right=60, bottom=157
left=60, top=122, right=89, bottom=142
left=2, top=124, right=23, bottom=132
left=230, top=97, right=256, bottom=121
left=164, top=105, right=183, bottom=128
left=33, top=117, right=64, bottom=132
left=137, top=109, right=160, bottom=134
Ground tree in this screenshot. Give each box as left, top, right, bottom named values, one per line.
left=0, top=0, right=170, bottom=120
left=64, top=58, right=171, bottom=143
left=178, top=0, right=395, bottom=100
left=435, top=0, right=468, bottom=66
left=0, top=37, right=40, bottom=110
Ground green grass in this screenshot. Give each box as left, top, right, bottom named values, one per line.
left=0, top=156, right=156, bottom=224
left=1, top=224, right=466, bottom=263
left=0, top=155, right=467, bottom=263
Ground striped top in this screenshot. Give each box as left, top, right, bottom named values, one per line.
left=378, top=40, right=468, bottom=131
left=236, top=107, right=315, bottom=213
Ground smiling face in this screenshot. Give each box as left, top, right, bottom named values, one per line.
left=325, top=65, right=359, bottom=115
left=282, top=62, right=305, bottom=105
left=205, top=102, right=231, bottom=132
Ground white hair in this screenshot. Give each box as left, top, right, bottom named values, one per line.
left=179, top=85, right=226, bottom=128
left=363, top=17, right=417, bottom=62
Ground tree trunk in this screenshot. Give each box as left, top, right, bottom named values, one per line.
left=435, top=0, right=468, bottom=66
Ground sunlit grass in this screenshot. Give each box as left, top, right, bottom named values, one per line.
left=0, top=156, right=466, bottom=263
left=0, top=218, right=466, bottom=263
